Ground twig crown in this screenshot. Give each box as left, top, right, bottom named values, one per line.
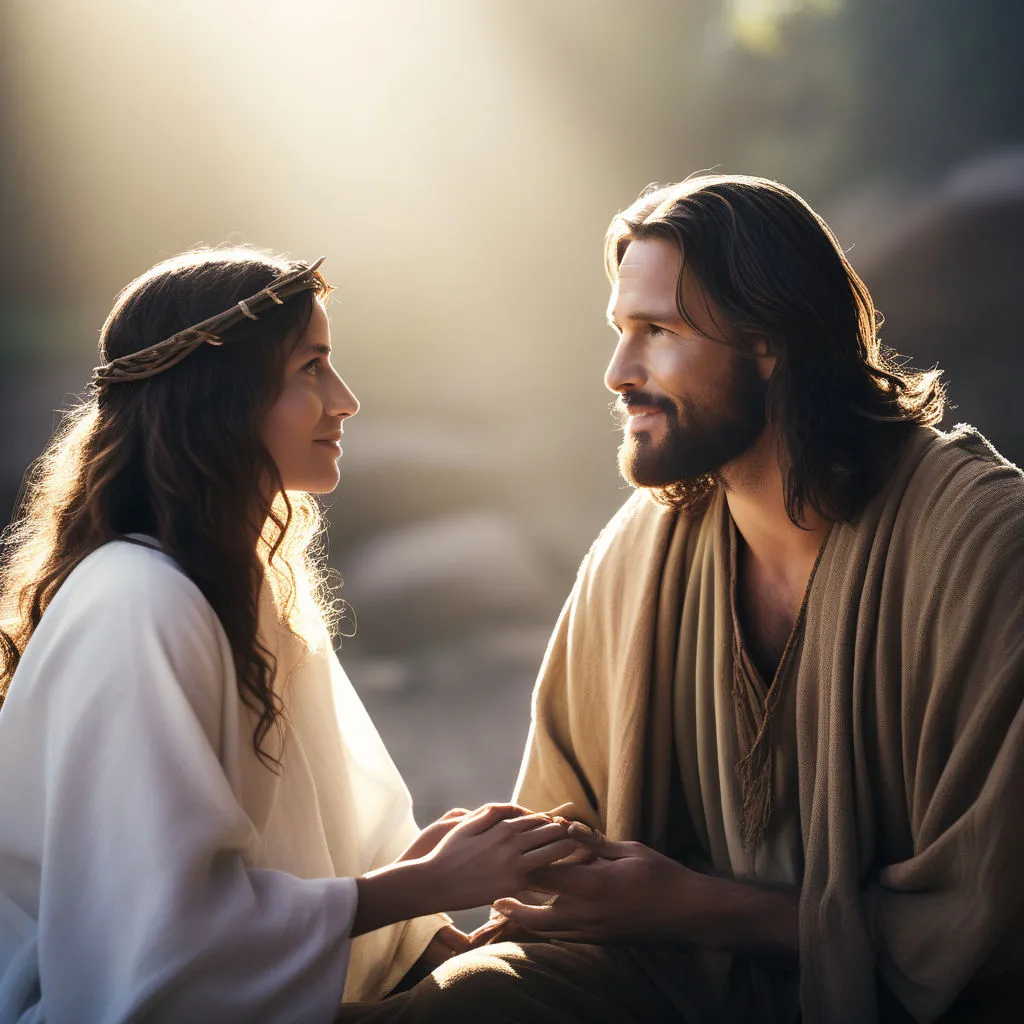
left=91, top=257, right=326, bottom=387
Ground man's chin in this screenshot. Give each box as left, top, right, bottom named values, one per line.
left=617, top=438, right=720, bottom=490
left=619, top=445, right=682, bottom=489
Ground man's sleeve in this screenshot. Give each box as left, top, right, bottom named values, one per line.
left=868, top=462, right=1024, bottom=1021
left=513, top=580, right=605, bottom=827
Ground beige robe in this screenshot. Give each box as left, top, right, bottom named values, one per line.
left=514, top=425, right=1024, bottom=1023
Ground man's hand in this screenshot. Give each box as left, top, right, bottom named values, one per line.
left=419, top=922, right=473, bottom=966
left=492, top=834, right=686, bottom=942
left=492, top=831, right=798, bottom=957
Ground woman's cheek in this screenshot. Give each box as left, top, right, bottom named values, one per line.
left=280, top=384, right=321, bottom=430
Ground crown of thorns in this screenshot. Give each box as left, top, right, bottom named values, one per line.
left=91, top=257, right=327, bottom=388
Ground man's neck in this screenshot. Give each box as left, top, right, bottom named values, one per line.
left=721, top=431, right=830, bottom=594
left=719, top=432, right=831, bottom=680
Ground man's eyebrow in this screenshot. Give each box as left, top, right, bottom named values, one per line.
left=607, top=309, right=680, bottom=328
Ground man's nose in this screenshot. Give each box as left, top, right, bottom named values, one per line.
left=604, top=336, right=646, bottom=394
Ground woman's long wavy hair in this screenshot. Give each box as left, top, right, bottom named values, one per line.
left=606, top=174, right=946, bottom=524
left=0, top=247, right=339, bottom=768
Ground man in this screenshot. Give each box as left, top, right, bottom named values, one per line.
left=338, top=175, right=1024, bottom=1023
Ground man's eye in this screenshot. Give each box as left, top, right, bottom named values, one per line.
left=648, top=323, right=668, bottom=337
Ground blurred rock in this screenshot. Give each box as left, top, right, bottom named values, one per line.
left=340, top=509, right=563, bottom=655
left=854, top=149, right=1024, bottom=465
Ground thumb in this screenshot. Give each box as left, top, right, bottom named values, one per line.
left=565, top=824, right=637, bottom=860
left=434, top=923, right=472, bottom=954
left=492, top=897, right=576, bottom=936
left=491, top=898, right=549, bottom=929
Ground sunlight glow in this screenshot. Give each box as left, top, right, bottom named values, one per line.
left=728, top=0, right=840, bottom=54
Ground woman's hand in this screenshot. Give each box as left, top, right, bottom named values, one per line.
left=352, top=803, right=579, bottom=937
left=420, top=803, right=579, bottom=912
left=397, top=808, right=472, bottom=863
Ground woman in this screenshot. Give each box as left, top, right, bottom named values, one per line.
left=0, top=248, right=576, bottom=1022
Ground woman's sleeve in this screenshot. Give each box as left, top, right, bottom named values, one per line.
left=30, top=552, right=357, bottom=1023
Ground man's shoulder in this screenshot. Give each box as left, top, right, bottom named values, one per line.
left=920, top=422, right=1020, bottom=475
left=898, top=423, right=1022, bottom=519
left=579, top=488, right=713, bottom=583
left=882, top=424, right=1024, bottom=570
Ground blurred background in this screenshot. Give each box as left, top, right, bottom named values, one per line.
left=2, top=0, right=1022, bottom=927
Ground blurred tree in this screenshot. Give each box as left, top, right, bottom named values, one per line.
left=491, top=0, right=1022, bottom=204
left=710, top=0, right=1024, bottom=194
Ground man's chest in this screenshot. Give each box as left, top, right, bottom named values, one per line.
left=734, top=553, right=805, bottom=683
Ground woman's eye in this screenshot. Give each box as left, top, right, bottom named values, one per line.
left=648, top=323, right=668, bottom=337
left=302, top=358, right=321, bottom=376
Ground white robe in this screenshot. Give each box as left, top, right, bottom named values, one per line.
left=0, top=539, right=442, bottom=1023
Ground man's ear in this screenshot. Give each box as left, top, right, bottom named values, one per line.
left=750, top=336, right=776, bottom=382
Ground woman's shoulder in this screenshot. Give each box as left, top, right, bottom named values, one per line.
left=62, top=537, right=200, bottom=601
left=17, top=539, right=233, bottom=728
left=44, top=537, right=223, bottom=645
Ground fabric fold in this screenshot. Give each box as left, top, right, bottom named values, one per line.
left=515, top=425, right=1024, bottom=1022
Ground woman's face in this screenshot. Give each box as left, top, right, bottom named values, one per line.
left=260, top=299, right=359, bottom=493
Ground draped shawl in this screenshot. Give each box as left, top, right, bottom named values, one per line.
left=514, top=426, right=1024, bottom=1023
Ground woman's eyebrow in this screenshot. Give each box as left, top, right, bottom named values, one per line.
left=300, top=342, right=332, bottom=356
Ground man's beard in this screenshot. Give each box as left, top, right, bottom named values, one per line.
left=616, top=354, right=768, bottom=489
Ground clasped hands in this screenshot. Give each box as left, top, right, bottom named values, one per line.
left=404, top=803, right=696, bottom=966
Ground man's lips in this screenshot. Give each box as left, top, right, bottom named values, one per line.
left=618, top=404, right=666, bottom=432
left=625, top=410, right=664, bottom=432
left=622, top=405, right=664, bottom=418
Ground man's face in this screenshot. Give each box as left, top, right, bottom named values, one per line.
left=605, top=237, right=769, bottom=488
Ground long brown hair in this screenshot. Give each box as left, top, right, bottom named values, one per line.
left=0, top=247, right=337, bottom=767
left=606, top=174, right=946, bottom=524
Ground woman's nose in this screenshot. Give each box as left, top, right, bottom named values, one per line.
left=330, top=376, right=360, bottom=419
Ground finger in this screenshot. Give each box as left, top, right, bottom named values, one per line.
left=568, top=832, right=637, bottom=860
left=544, top=802, right=575, bottom=818
left=544, top=844, right=599, bottom=867
left=502, top=812, right=560, bottom=834
left=521, top=837, right=581, bottom=871
left=564, top=821, right=604, bottom=843
left=434, top=923, right=472, bottom=954
left=458, top=804, right=532, bottom=834
left=492, top=898, right=579, bottom=935
left=421, top=936, right=457, bottom=965
left=515, top=821, right=571, bottom=849
left=467, top=917, right=507, bottom=947
left=472, top=802, right=532, bottom=818
left=420, top=820, right=461, bottom=841
left=523, top=863, right=593, bottom=893
left=438, top=807, right=471, bottom=821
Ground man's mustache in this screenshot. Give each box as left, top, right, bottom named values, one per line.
left=613, top=391, right=679, bottom=424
